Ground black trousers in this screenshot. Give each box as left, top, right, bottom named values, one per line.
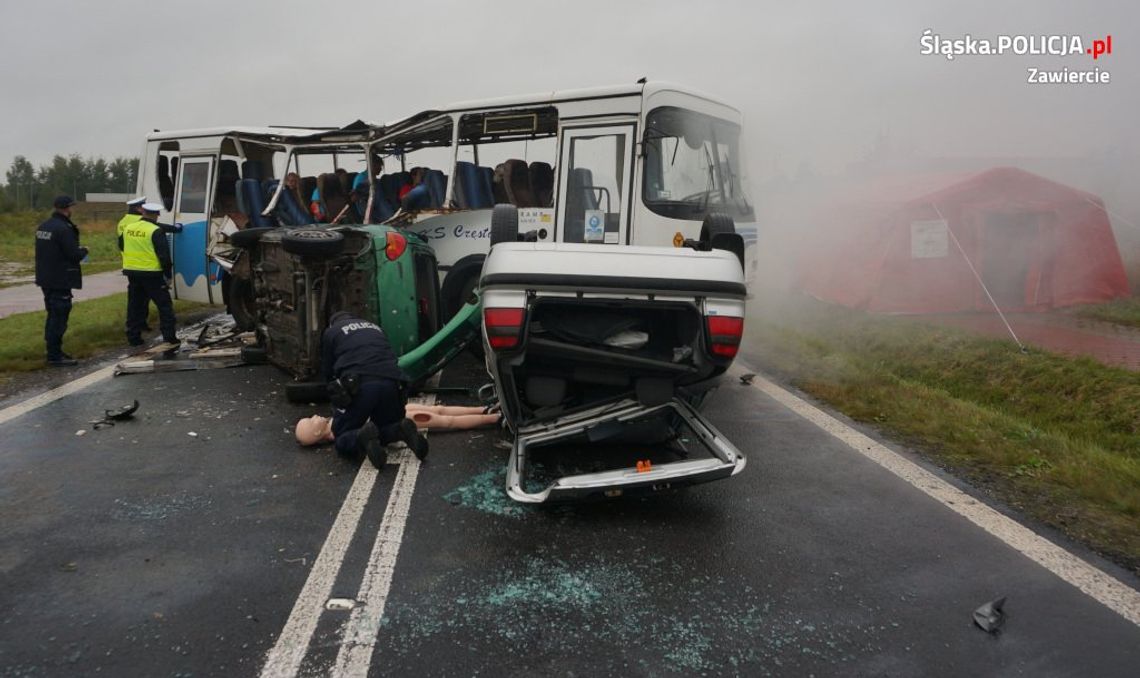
left=332, top=378, right=407, bottom=457
left=125, top=274, right=177, bottom=344
left=42, top=288, right=73, bottom=360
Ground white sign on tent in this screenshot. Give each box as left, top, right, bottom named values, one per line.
left=911, top=219, right=949, bottom=259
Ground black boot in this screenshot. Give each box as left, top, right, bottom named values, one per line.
left=354, top=422, right=385, bottom=469
left=398, top=418, right=429, bottom=461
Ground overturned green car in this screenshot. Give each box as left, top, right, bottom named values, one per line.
left=222, top=223, right=481, bottom=394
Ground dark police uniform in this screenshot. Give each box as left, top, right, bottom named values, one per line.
left=120, top=216, right=178, bottom=345
left=321, top=312, right=427, bottom=465
left=34, top=210, right=87, bottom=362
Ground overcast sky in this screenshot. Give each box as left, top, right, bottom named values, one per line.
left=0, top=0, right=1135, bottom=193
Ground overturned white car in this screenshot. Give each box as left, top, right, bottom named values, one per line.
left=480, top=212, right=748, bottom=502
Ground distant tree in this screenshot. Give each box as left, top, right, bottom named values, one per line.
left=1, top=154, right=139, bottom=211
left=89, top=157, right=109, bottom=193
left=5, top=156, right=37, bottom=209
left=107, top=156, right=139, bottom=194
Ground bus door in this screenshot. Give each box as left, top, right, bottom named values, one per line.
left=171, top=156, right=215, bottom=303
left=555, top=124, right=635, bottom=245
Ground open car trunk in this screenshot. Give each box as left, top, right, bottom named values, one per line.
left=513, top=299, right=708, bottom=420
left=480, top=242, right=748, bottom=502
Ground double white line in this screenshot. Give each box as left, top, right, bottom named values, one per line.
left=260, top=397, right=433, bottom=678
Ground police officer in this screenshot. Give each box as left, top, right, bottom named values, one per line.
left=120, top=203, right=178, bottom=347
left=34, top=196, right=88, bottom=366
left=117, top=196, right=146, bottom=239
left=318, top=311, right=428, bottom=468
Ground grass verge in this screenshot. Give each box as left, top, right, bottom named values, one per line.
left=0, top=211, right=123, bottom=285
left=0, top=293, right=205, bottom=381
left=1072, top=297, right=1140, bottom=329
left=745, top=298, right=1140, bottom=574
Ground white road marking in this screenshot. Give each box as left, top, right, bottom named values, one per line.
left=261, top=387, right=435, bottom=677
left=332, top=449, right=424, bottom=676
left=332, top=393, right=435, bottom=677
left=0, top=313, right=226, bottom=429
left=259, top=462, right=379, bottom=678
left=0, top=365, right=116, bottom=427
left=738, top=364, right=1140, bottom=627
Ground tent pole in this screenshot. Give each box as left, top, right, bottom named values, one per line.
left=1085, top=196, right=1139, bottom=230
left=933, top=203, right=1026, bottom=352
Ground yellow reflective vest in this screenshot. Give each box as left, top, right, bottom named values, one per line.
left=122, top=220, right=163, bottom=272
left=116, top=213, right=141, bottom=238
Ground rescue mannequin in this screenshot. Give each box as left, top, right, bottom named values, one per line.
left=295, top=404, right=500, bottom=446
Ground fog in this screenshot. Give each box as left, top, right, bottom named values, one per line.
left=1, top=0, right=1136, bottom=287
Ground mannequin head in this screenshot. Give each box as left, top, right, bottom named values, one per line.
left=295, top=414, right=334, bottom=446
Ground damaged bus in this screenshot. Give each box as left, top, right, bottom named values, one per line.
left=136, top=81, right=756, bottom=318
left=365, top=81, right=758, bottom=316
left=133, top=125, right=462, bottom=382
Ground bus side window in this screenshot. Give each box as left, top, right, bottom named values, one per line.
left=491, top=164, right=509, bottom=204
left=501, top=159, right=535, bottom=208
left=216, top=159, right=240, bottom=214
left=530, top=162, right=554, bottom=207
left=158, top=154, right=175, bottom=211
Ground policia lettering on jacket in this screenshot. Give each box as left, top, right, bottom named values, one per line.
left=119, top=202, right=178, bottom=347
left=34, top=195, right=88, bottom=366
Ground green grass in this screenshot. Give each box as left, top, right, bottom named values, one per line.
left=0, top=293, right=204, bottom=380
left=1072, top=296, right=1140, bottom=329
left=0, top=210, right=123, bottom=285
left=746, top=299, right=1140, bottom=573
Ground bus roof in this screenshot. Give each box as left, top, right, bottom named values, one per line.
left=144, top=123, right=378, bottom=144
left=144, top=82, right=738, bottom=145
left=378, top=81, right=740, bottom=134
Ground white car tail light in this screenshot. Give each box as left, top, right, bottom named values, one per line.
left=484, top=307, right=525, bottom=350
left=706, top=315, right=744, bottom=358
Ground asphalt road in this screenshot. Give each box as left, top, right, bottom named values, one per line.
left=0, top=351, right=1137, bottom=677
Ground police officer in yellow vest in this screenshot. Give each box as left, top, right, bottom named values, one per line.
left=120, top=203, right=178, bottom=347
left=117, top=196, right=146, bottom=239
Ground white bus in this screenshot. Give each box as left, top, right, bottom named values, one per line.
left=135, top=81, right=757, bottom=315
left=371, top=81, right=757, bottom=315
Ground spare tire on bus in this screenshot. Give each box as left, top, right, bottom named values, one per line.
left=229, top=227, right=275, bottom=249
left=489, top=204, right=519, bottom=246
left=282, top=228, right=345, bottom=258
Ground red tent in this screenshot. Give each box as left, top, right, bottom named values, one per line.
left=797, top=167, right=1130, bottom=313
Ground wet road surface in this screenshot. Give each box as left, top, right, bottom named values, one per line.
left=1, top=352, right=1137, bottom=676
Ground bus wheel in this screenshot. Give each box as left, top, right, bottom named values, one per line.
left=229, top=276, right=258, bottom=331
left=490, top=204, right=519, bottom=246
left=440, top=255, right=485, bottom=319
left=282, top=228, right=345, bottom=258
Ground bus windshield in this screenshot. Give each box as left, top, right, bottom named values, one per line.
left=642, top=106, right=753, bottom=221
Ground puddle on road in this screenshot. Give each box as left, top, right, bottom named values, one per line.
left=380, top=555, right=885, bottom=675
left=0, top=260, right=34, bottom=287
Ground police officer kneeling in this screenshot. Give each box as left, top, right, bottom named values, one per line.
left=321, top=311, right=428, bottom=468
left=120, top=203, right=178, bottom=347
